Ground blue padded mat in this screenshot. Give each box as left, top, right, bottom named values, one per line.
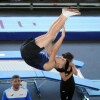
left=0, top=51, right=21, bottom=60
left=43, top=71, right=100, bottom=90
left=43, top=71, right=61, bottom=81
left=0, top=51, right=84, bottom=68
left=35, top=71, right=45, bottom=78
left=85, top=80, right=100, bottom=96
left=74, top=76, right=100, bottom=90
left=0, top=71, right=37, bottom=79
left=0, top=16, right=100, bottom=40
left=0, top=71, right=100, bottom=90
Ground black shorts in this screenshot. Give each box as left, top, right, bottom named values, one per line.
left=20, top=38, right=44, bottom=68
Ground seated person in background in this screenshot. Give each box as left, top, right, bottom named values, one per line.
left=60, top=52, right=78, bottom=100
left=2, top=75, right=31, bottom=100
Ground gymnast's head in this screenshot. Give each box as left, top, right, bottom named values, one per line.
left=11, top=75, right=21, bottom=91
left=55, top=56, right=69, bottom=72
left=55, top=52, right=74, bottom=72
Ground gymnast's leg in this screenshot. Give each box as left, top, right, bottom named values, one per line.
left=35, top=8, right=80, bottom=48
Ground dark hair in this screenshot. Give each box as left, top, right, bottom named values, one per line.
left=62, top=52, right=74, bottom=62
left=12, top=75, right=20, bottom=80
left=56, top=58, right=69, bottom=72
left=56, top=52, right=74, bottom=72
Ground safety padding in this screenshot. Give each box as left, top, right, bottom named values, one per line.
left=0, top=51, right=84, bottom=68
left=85, top=80, right=100, bottom=96
left=0, top=71, right=100, bottom=90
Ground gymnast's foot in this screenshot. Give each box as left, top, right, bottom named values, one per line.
left=62, top=8, right=81, bottom=17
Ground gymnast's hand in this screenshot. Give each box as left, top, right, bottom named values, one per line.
left=69, top=62, right=75, bottom=67
left=61, top=26, right=65, bottom=38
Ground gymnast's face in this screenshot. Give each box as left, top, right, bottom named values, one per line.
left=11, top=78, right=21, bottom=91
left=55, top=56, right=66, bottom=68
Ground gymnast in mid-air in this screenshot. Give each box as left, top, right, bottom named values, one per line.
left=20, top=8, right=81, bottom=71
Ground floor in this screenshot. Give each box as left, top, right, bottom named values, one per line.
left=0, top=41, right=100, bottom=100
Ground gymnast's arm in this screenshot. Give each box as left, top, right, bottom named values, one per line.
left=60, top=63, right=78, bottom=81
left=44, top=26, right=65, bottom=70
left=60, top=71, right=73, bottom=81
left=70, top=62, right=78, bottom=76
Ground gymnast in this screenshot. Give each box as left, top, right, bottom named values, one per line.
left=20, top=8, right=81, bottom=71
left=60, top=52, right=77, bottom=100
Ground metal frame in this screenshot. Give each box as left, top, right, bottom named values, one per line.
left=0, top=2, right=100, bottom=9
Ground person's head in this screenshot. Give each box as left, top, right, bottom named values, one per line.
left=62, top=52, right=74, bottom=62
left=55, top=56, right=69, bottom=72
left=11, top=75, right=21, bottom=91
left=55, top=52, right=74, bottom=72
